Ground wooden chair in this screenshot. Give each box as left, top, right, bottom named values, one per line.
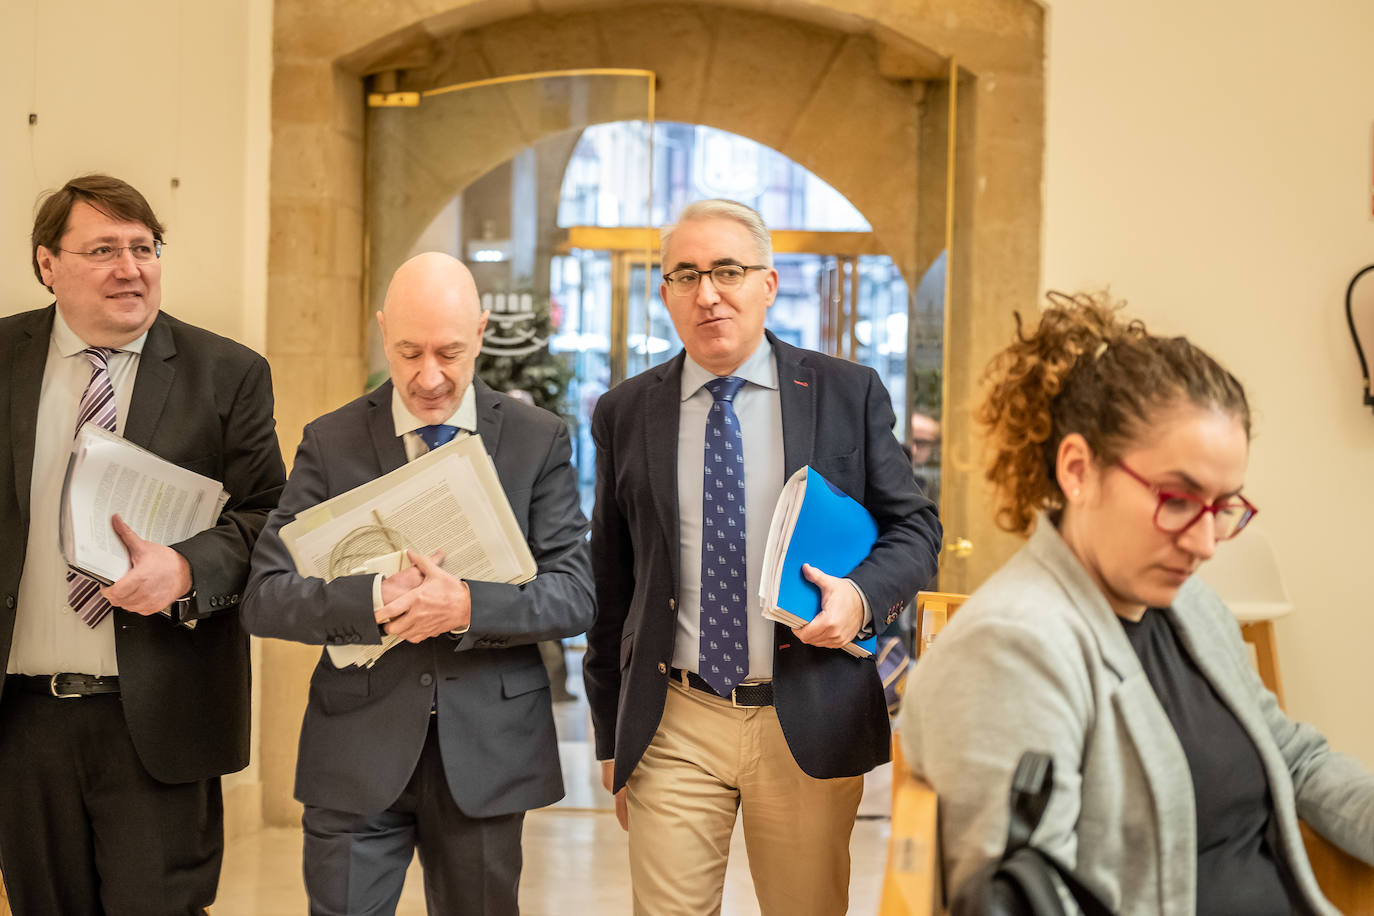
left=880, top=741, right=941, bottom=916
left=911, top=591, right=970, bottom=663
left=878, top=592, right=967, bottom=915
left=881, top=589, right=1374, bottom=915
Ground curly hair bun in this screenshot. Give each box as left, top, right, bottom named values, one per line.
left=977, top=292, right=1248, bottom=536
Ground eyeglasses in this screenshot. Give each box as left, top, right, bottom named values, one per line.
left=1116, top=460, right=1258, bottom=540
left=60, top=241, right=163, bottom=264
left=662, top=264, right=768, bottom=296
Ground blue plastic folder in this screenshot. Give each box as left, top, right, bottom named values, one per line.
left=760, top=466, right=879, bottom=658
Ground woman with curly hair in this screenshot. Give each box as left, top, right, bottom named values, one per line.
left=899, top=293, right=1374, bottom=914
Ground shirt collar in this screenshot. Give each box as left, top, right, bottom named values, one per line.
left=391, top=381, right=478, bottom=438
left=680, top=335, right=777, bottom=402
left=52, top=306, right=150, bottom=358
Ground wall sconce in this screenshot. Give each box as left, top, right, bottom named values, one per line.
left=1347, top=265, right=1374, bottom=414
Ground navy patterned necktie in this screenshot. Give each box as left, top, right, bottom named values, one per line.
left=417, top=424, right=458, bottom=452
left=67, top=347, right=120, bottom=627
left=699, top=376, right=748, bottom=696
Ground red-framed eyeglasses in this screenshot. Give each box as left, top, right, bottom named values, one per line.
left=1116, top=461, right=1258, bottom=541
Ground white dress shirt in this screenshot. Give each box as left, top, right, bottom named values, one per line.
left=390, top=383, right=477, bottom=460
left=9, top=309, right=149, bottom=676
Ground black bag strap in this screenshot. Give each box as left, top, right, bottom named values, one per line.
left=1006, top=751, right=1054, bottom=852
left=1003, top=752, right=1117, bottom=916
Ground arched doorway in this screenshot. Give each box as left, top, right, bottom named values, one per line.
left=263, top=0, right=1043, bottom=826
left=391, top=115, right=939, bottom=516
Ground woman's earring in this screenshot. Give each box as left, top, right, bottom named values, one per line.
left=1071, top=488, right=1081, bottom=499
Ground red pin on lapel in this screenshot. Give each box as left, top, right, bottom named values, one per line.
left=792, top=379, right=809, bottom=387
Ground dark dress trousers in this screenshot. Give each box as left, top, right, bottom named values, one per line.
left=585, top=331, right=943, bottom=793
left=242, top=378, right=595, bottom=820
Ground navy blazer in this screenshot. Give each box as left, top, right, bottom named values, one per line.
left=0, top=306, right=285, bottom=783
left=585, top=331, right=942, bottom=791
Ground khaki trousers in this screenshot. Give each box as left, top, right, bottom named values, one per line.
left=625, top=679, right=863, bottom=916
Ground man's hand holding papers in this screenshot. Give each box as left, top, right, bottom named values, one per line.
left=99, top=512, right=194, bottom=615
left=378, top=549, right=472, bottom=642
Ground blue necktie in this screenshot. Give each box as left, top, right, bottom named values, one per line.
left=417, top=424, right=458, bottom=452
left=699, top=376, right=748, bottom=697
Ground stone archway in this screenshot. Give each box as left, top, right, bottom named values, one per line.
left=263, top=0, right=1043, bottom=825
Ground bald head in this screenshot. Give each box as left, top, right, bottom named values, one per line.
left=377, top=252, right=490, bottom=425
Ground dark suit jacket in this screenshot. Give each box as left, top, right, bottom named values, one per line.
left=242, top=378, right=595, bottom=818
left=585, top=332, right=942, bottom=791
left=0, top=306, right=286, bottom=783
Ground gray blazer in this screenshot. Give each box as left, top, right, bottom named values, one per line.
left=900, top=516, right=1374, bottom=915
left=242, top=379, right=595, bottom=818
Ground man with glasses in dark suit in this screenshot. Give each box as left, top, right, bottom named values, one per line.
left=585, top=199, right=942, bottom=914
left=0, top=173, right=286, bottom=914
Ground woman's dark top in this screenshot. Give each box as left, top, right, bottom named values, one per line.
left=1120, top=607, right=1299, bottom=916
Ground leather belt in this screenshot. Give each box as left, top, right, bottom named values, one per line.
left=670, top=667, right=773, bottom=707
left=10, top=674, right=121, bottom=698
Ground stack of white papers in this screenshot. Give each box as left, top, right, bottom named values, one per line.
left=279, top=434, right=537, bottom=668
left=330, top=551, right=408, bottom=669
left=61, top=424, right=228, bottom=586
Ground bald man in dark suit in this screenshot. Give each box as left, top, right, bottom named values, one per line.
left=243, top=252, right=594, bottom=916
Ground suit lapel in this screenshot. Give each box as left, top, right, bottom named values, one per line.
left=474, top=379, right=503, bottom=466
left=9, top=308, right=55, bottom=526
left=123, top=314, right=175, bottom=450
left=644, top=356, right=683, bottom=576
left=366, top=382, right=407, bottom=474
left=772, top=334, right=815, bottom=476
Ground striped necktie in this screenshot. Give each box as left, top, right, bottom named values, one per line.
left=67, top=347, right=120, bottom=627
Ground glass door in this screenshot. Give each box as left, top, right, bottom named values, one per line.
left=914, top=61, right=978, bottom=594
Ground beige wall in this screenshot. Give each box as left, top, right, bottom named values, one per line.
left=0, top=0, right=273, bottom=352
left=0, top=0, right=275, bottom=837
left=1042, top=0, right=1374, bottom=763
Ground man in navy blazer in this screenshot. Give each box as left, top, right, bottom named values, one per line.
left=584, top=199, right=942, bottom=914
left=243, top=253, right=594, bottom=915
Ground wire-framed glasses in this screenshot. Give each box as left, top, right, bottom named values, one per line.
left=662, top=264, right=768, bottom=296
left=1116, top=460, right=1258, bottom=540
left=60, top=241, right=163, bottom=264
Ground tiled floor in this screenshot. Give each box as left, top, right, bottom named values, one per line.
left=217, top=809, right=889, bottom=914
left=217, top=653, right=894, bottom=914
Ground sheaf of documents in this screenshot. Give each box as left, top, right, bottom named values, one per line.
left=61, top=424, right=229, bottom=586
left=334, top=550, right=407, bottom=670
left=278, top=434, right=536, bottom=668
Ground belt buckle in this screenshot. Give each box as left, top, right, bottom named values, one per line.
left=730, top=687, right=740, bottom=709
left=49, top=674, right=82, bottom=699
